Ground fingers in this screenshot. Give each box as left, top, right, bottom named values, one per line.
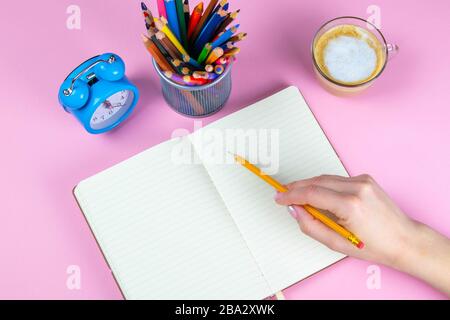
left=288, top=206, right=358, bottom=254
left=275, top=185, right=355, bottom=220
left=286, top=175, right=370, bottom=195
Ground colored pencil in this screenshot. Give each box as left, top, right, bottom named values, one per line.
left=193, top=71, right=219, bottom=80
left=181, top=90, right=205, bottom=115
left=165, top=0, right=182, bottom=42
left=140, top=0, right=246, bottom=88
left=211, top=0, right=228, bottom=16
left=164, top=72, right=207, bottom=114
left=141, top=34, right=176, bottom=73
left=182, top=54, right=202, bottom=69
left=182, top=91, right=205, bottom=115
left=211, top=24, right=239, bottom=48
left=228, top=32, right=247, bottom=44
left=175, top=0, right=188, bottom=47
left=190, top=0, right=219, bottom=45
left=155, top=18, right=188, bottom=56
left=220, top=41, right=234, bottom=51
left=168, top=58, right=187, bottom=75
left=232, top=154, right=365, bottom=249
left=193, top=8, right=228, bottom=55
left=205, top=64, right=214, bottom=72
left=197, top=43, right=212, bottom=64
left=160, top=15, right=169, bottom=24
left=156, top=31, right=182, bottom=59
left=187, top=2, right=203, bottom=40
left=171, top=58, right=191, bottom=75
left=215, top=9, right=239, bottom=35
left=157, top=0, right=168, bottom=19
left=192, top=71, right=208, bottom=79
left=164, top=71, right=205, bottom=85
left=146, top=28, right=175, bottom=69
left=214, top=64, right=225, bottom=75
left=214, top=56, right=229, bottom=65
left=141, top=2, right=155, bottom=29
left=223, top=47, right=240, bottom=58
left=183, top=0, right=190, bottom=30
left=187, top=75, right=209, bottom=85
left=205, top=47, right=224, bottom=65
left=163, top=70, right=185, bottom=84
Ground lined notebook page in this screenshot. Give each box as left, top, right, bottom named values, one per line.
left=190, top=87, right=347, bottom=293
left=75, top=138, right=271, bottom=300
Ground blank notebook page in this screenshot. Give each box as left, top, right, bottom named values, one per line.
left=190, top=87, right=347, bottom=293
left=74, top=139, right=271, bottom=300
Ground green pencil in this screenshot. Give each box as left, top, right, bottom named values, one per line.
left=175, top=0, right=188, bottom=48
left=197, top=43, right=212, bottom=64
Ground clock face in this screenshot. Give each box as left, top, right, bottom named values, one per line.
left=90, top=90, right=134, bottom=130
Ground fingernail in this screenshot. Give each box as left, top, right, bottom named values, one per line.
left=274, top=192, right=282, bottom=201
left=287, top=206, right=299, bottom=220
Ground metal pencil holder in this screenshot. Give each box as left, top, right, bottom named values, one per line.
left=153, top=59, right=232, bottom=117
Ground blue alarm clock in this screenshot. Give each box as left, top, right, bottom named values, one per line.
left=58, top=53, right=139, bottom=134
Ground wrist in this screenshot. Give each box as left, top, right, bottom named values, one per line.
left=391, top=221, right=446, bottom=280
left=386, top=220, right=450, bottom=295
left=387, top=220, right=426, bottom=272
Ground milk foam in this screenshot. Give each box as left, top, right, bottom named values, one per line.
left=323, top=35, right=378, bottom=84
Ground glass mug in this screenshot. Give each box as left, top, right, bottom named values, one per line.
left=312, top=16, right=398, bottom=95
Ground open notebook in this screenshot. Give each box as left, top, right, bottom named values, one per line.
left=74, top=86, right=348, bottom=300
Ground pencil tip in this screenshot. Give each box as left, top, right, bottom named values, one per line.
left=141, top=2, right=147, bottom=10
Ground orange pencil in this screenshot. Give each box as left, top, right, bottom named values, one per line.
left=188, top=2, right=204, bottom=40
left=205, top=47, right=224, bottom=64
left=232, top=154, right=365, bottom=249
left=141, top=34, right=176, bottom=73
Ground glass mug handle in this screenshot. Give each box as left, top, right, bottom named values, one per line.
left=386, top=43, right=399, bottom=60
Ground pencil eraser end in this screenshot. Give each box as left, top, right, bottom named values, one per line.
left=357, top=241, right=365, bottom=249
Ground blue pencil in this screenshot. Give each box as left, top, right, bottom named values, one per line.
left=219, top=41, right=234, bottom=51
left=182, top=54, right=202, bottom=69
left=211, top=24, right=240, bottom=49
left=206, top=1, right=229, bottom=28
left=193, top=8, right=228, bottom=56
left=165, top=0, right=182, bottom=42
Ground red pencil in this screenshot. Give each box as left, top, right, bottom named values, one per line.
left=188, top=2, right=203, bottom=40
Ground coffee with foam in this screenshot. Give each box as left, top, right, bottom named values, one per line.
left=313, top=24, right=385, bottom=86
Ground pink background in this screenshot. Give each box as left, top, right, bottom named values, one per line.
left=1, top=0, right=449, bottom=299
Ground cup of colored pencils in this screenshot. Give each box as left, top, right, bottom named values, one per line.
left=140, top=0, right=247, bottom=117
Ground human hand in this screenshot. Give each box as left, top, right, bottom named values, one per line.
left=274, top=174, right=450, bottom=295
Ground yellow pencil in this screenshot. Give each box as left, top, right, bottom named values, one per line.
left=154, top=18, right=188, bottom=56
left=233, top=154, right=364, bottom=249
